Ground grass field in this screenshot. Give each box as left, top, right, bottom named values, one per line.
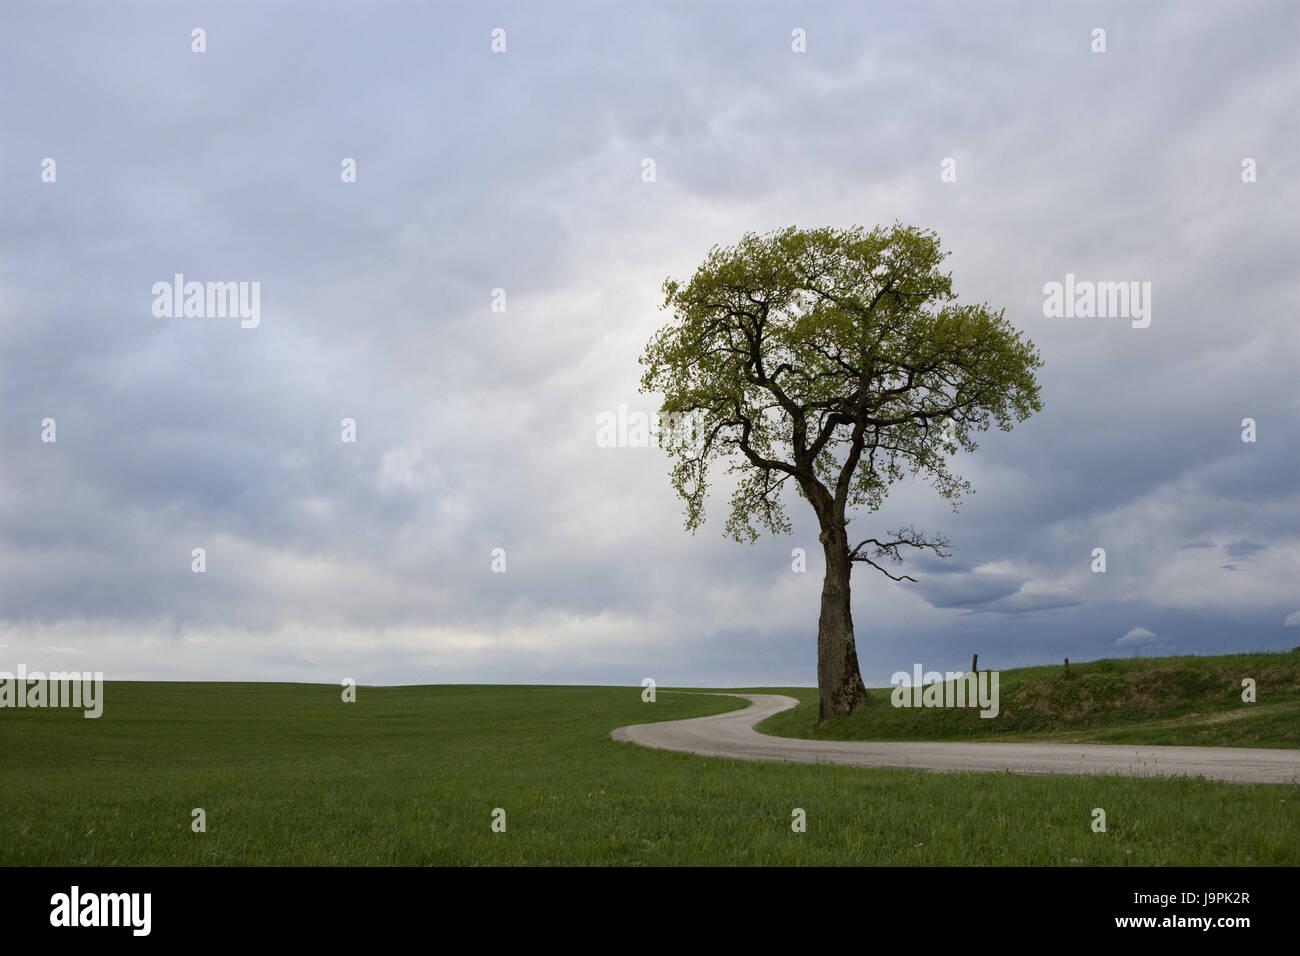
left=1, top=679, right=1297, bottom=865
left=758, top=652, right=1300, bottom=748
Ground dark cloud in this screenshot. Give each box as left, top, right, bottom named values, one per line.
left=1225, top=540, right=1267, bottom=558
left=915, top=572, right=1025, bottom=610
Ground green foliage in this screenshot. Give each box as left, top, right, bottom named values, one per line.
left=640, top=224, right=1043, bottom=542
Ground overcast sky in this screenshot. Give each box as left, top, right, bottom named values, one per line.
left=1, top=1, right=1297, bottom=687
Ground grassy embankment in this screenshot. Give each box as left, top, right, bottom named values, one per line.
left=758, top=652, right=1300, bottom=748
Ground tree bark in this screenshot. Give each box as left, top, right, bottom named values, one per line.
left=817, top=521, right=868, bottom=724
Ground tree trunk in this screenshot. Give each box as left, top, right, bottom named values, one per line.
left=817, top=521, right=868, bottom=724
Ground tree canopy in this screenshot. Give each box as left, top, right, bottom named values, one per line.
left=639, top=223, right=1043, bottom=574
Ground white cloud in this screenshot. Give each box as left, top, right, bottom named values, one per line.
left=1116, top=627, right=1160, bottom=646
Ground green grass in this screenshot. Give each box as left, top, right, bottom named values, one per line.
left=757, top=652, right=1300, bottom=749
left=1, top=681, right=1297, bottom=865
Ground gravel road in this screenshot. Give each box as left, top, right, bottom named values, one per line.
left=611, top=693, right=1300, bottom=784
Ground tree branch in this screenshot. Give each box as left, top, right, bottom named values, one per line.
left=848, top=525, right=953, bottom=576
left=852, top=556, right=917, bottom=582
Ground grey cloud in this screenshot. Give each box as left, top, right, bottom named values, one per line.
left=913, top=572, right=1024, bottom=610
left=1, top=1, right=1297, bottom=683
left=1225, top=540, right=1267, bottom=558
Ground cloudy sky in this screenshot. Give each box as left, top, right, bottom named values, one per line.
left=1, top=1, right=1296, bottom=687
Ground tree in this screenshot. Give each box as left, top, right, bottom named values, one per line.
left=639, top=224, right=1043, bottom=724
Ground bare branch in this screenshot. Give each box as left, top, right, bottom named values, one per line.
left=848, top=524, right=954, bottom=568
left=851, top=554, right=918, bottom=583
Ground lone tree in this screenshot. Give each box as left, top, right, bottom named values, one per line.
left=639, top=224, right=1043, bottom=724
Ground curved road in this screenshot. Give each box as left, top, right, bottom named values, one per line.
left=611, top=693, right=1300, bottom=784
